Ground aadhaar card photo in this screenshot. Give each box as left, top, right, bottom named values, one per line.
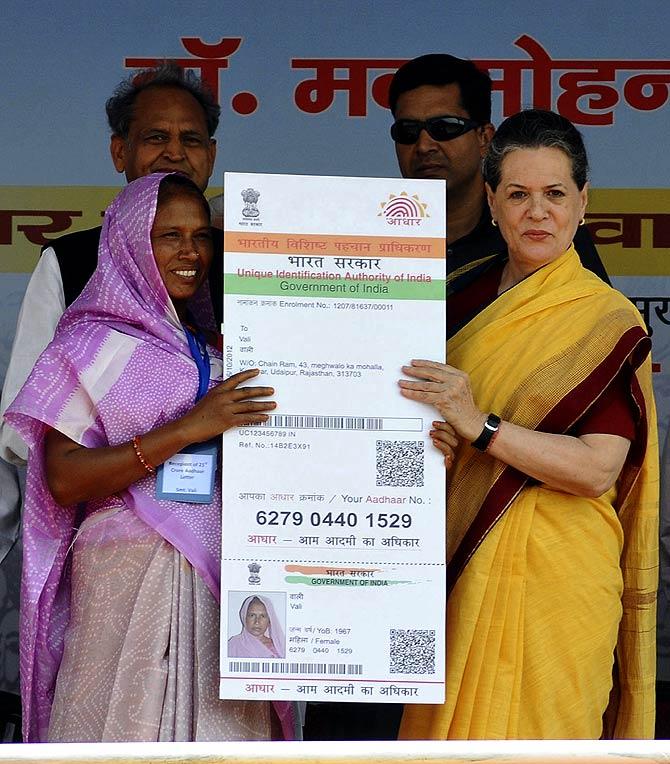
left=220, top=172, right=446, bottom=703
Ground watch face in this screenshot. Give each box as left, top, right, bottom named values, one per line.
left=471, top=414, right=500, bottom=451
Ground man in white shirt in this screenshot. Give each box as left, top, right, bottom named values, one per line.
left=0, top=63, right=220, bottom=573
left=0, top=61, right=219, bottom=467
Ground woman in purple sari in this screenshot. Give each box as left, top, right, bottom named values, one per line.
left=6, top=173, right=294, bottom=742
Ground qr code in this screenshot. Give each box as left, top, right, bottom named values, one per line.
left=389, top=629, right=436, bottom=674
left=376, top=440, right=424, bottom=487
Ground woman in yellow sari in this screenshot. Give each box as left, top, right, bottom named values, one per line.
left=398, top=109, right=658, bottom=739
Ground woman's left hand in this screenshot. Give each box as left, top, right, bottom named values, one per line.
left=399, top=360, right=486, bottom=442
left=430, top=420, right=459, bottom=468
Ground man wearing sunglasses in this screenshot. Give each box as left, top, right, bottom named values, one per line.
left=388, top=54, right=608, bottom=281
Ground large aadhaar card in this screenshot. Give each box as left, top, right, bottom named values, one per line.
left=220, top=172, right=446, bottom=704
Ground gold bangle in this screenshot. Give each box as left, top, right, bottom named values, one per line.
left=132, top=435, right=155, bottom=475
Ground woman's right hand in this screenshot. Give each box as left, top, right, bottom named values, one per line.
left=181, top=369, right=276, bottom=443
left=45, top=368, right=276, bottom=506
left=47, top=354, right=632, bottom=506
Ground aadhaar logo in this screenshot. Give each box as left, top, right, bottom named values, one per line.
left=379, top=192, right=429, bottom=227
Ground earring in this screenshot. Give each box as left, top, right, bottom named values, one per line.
left=491, top=219, right=498, bottom=227
left=579, top=218, right=586, bottom=226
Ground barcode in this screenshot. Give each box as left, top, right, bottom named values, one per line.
left=260, top=415, right=421, bottom=432
left=229, top=661, right=363, bottom=675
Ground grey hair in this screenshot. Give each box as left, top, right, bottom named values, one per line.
left=482, top=109, right=589, bottom=191
left=106, top=61, right=220, bottom=139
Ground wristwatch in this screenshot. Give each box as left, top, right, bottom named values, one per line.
left=471, top=413, right=501, bottom=452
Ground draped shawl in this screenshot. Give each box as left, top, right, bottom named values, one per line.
left=401, top=246, right=658, bottom=739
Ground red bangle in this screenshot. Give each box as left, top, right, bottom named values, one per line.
left=132, top=435, right=155, bottom=475
left=486, top=426, right=500, bottom=452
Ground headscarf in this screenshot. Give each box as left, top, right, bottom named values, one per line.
left=228, top=595, right=285, bottom=658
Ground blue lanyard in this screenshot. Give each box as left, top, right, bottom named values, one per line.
left=184, top=326, right=210, bottom=402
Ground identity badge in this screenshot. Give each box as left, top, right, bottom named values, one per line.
left=156, top=441, right=218, bottom=503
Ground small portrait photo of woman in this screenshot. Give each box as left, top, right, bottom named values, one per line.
left=227, top=592, right=286, bottom=659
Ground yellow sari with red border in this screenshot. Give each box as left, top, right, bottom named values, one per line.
left=400, top=246, right=658, bottom=739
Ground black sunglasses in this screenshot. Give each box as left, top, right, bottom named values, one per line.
left=390, top=115, right=479, bottom=144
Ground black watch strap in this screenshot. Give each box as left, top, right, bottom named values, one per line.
left=471, top=413, right=501, bottom=452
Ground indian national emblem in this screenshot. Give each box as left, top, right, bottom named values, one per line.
left=248, top=562, right=261, bottom=585
left=241, top=188, right=260, bottom=218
